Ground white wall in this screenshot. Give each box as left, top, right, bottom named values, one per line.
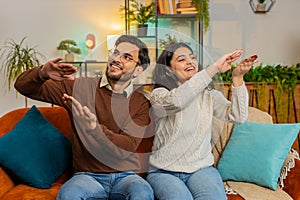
left=0, top=0, right=124, bottom=116
left=204, top=0, right=300, bottom=66
left=0, top=0, right=299, bottom=116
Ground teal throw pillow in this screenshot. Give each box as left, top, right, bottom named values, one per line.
left=217, top=121, right=299, bottom=190
left=0, top=105, right=72, bottom=189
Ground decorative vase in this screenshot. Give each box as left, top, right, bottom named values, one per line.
left=136, top=24, right=148, bottom=37
left=65, top=54, right=74, bottom=62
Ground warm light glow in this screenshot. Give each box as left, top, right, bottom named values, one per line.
left=86, top=39, right=94, bottom=49
left=86, top=33, right=96, bottom=50
left=111, top=24, right=123, bottom=31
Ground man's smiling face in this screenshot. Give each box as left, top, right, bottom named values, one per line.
left=106, top=42, right=141, bottom=83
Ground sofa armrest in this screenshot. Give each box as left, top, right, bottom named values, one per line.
left=283, top=159, right=300, bottom=200
left=0, top=168, right=15, bottom=198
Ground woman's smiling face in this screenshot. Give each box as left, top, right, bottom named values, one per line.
left=170, top=47, right=199, bottom=84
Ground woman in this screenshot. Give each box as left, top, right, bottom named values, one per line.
left=146, top=42, right=258, bottom=200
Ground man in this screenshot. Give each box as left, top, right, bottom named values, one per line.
left=14, top=35, right=154, bottom=200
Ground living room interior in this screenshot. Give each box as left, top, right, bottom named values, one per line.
left=0, top=0, right=299, bottom=199
left=0, top=0, right=299, bottom=116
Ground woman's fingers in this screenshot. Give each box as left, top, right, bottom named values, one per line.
left=240, top=54, right=258, bottom=66
left=227, top=49, right=243, bottom=62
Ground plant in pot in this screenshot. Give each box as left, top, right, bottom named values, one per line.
left=57, top=39, right=81, bottom=62
left=0, top=37, right=45, bottom=107
left=120, top=0, right=155, bottom=37
left=159, top=34, right=191, bottom=50
left=256, top=0, right=267, bottom=12
left=0, top=37, right=45, bottom=91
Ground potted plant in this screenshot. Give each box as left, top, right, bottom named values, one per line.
left=0, top=37, right=45, bottom=90
left=158, top=34, right=190, bottom=50
left=192, top=0, right=210, bottom=33
left=256, top=0, right=267, bottom=12
left=57, top=39, right=81, bottom=62
left=215, top=63, right=300, bottom=123
left=120, top=0, right=155, bottom=37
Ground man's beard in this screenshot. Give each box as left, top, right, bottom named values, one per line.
left=106, top=65, right=136, bottom=83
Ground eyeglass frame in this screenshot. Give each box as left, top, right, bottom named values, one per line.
left=108, top=48, right=140, bottom=65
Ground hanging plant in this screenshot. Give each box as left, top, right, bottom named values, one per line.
left=192, top=0, right=210, bottom=33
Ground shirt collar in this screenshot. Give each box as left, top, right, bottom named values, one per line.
left=99, top=73, right=133, bottom=98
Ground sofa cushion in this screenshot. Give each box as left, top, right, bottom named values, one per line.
left=212, top=107, right=273, bottom=166
left=0, top=105, right=72, bottom=189
left=217, top=121, right=300, bottom=190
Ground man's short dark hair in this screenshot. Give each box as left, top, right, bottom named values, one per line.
left=115, top=35, right=150, bottom=70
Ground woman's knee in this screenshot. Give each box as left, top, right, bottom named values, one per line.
left=146, top=173, right=193, bottom=200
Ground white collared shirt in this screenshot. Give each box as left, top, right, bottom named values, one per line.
left=99, top=73, right=134, bottom=98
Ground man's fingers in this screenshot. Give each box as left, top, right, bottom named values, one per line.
left=63, top=94, right=83, bottom=116
left=62, top=75, right=75, bottom=80
left=83, top=106, right=96, bottom=121
left=51, top=57, right=64, bottom=64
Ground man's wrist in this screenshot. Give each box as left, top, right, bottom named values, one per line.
left=38, top=66, right=49, bottom=82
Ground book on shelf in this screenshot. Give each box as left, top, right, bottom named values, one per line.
left=169, top=0, right=177, bottom=14
left=163, top=0, right=170, bottom=14
left=178, top=10, right=197, bottom=14
left=176, top=2, right=193, bottom=9
left=176, top=7, right=197, bottom=11
left=157, top=0, right=164, bottom=14
left=176, top=6, right=197, bottom=14
left=158, top=0, right=178, bottom=14
left=178, top=0, right=193, bottom=2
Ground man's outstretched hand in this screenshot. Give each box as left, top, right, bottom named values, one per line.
left=40, top=58, right=78, bottom=81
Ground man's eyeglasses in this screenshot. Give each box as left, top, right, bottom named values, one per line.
left=109, top=49, right=140, bottom=65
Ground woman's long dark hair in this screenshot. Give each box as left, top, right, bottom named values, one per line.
left=152, top=42, right=203, bottom=90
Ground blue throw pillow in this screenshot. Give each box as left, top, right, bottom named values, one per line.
left=217, top=121, right=299, bottom=190
left=0, top=105, right=72, bottom=189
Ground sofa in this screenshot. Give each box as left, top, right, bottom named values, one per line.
left=0, top=106, right=299, bottom=200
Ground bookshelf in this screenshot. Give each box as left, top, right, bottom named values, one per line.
left=124, top=0, right=204, bottom=72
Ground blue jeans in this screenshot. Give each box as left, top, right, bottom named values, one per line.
left=146, top=166, right=227, bottom=200
left=57, top=171, right=154, bottom=200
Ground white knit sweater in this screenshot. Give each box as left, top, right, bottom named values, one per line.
left=149, top=70, right=249, bottom=173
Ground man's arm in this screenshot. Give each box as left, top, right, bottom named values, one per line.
left=63, top=93, right=151, bottom=158
left=14, top=58, right=77, bottom=106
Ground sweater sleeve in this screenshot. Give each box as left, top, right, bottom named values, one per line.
left=150, top=70, right=212, bottom=118
left=212, top=82, right=249, bottom=124
left=14, top=66, right=74, bottom=107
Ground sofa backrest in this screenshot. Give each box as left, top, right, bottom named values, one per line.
left=0, top=106, right=72, bottom=139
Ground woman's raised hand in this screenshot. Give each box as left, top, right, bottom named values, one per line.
left=232, top=54, right=258, bottom=77
left=214, top=49, right=243, bottom=73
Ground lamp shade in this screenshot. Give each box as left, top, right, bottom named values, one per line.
left=107, top=35, right=119, bottom=51
left=86, top=33, right=96, bottom=49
